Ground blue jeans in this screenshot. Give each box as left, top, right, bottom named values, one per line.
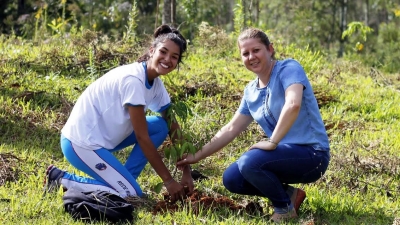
left=222, top=144, right=330, bottom=208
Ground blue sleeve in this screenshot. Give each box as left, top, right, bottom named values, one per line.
left=237, top=96, right=251, bottom=115
left=157, top=103, right=171, bottom=113
left=279, top=59, right=308, bottom=90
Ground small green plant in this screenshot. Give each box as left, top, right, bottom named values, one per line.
left=123, top=0, right=138, bottom=44
left=153, top=101, right=198, bottom=193
left=86, top=44, right=98, bottom=79
left=46, top=0, right=71, bottom=37
left=233, top=0, right=244, bottom=35
left=34, top=5, right=46, bottom=41
left=342, top=21, right=374, bottom=52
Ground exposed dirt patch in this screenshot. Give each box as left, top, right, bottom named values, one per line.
left=0, top=153, right=20, bottom=186
left=313, top=89, right=337, bottom=108
left=324, top=120, right=365, bottom=137
left=152, top=188, right=263, bottom=215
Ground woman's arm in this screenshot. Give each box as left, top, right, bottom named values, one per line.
left=128, top=106, right=173, bottom=182
left=270, top=83, right=303, bottom=142
left=177, top=113, right=253, bottom=166
left=128, top=105, right=186, bottom=201
left=250, top=83, right=303, bottom=150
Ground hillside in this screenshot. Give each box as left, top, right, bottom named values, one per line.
left=0, top=26, right=399, bottom=224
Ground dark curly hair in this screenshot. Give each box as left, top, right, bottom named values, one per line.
left=137, top=24, right=187, bottom=65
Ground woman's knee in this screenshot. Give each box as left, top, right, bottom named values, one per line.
left=146, top=116, right=168, bottom=137
left=60, top=136, right=76, bottom=163
left=236, top=150, right=261, bottom=177
left=222, top=171, right=234, bottom=191
left=222, top=163, right=242, bottom=193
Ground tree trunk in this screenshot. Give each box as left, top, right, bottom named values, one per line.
left=338, top=0, right=347, bottom=57
left=155, top=0, right=159, bottom=29
left=161, top=0, right=176, bottom=26
left=241, top=0, right=247, bottom=29
left=328, top=0, right=338, bottom=49
left=162, top=0, right=172, bottom=25
left=171, top=0, right=176, bottom=25
left=248, top=0, right=253, bottom=26
left=248, top=0, right=260, bottom=26
left=229, top=0, right=234, bottom=31
left=17, top=0, right=25, bottom=15
left=364, top=0, right=369, bottom=25
left=255, top=0, right=259, bottom=26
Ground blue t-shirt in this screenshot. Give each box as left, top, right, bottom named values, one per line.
left=237, top=59, right=330, bottom=151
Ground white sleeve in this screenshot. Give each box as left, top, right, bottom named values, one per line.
left=148, top=81, right=171, bottom=112
left=120, top=76, right=146, bottom=107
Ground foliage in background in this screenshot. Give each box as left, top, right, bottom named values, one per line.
left=341, top=21, right=374, bottom=51
left=0, top=22, right=399, bottom=223
left=0, top=1, right=399, bottom=224
left=1, top=0, right=399, bottom=73
left=233, top=0, right=245, bottom=35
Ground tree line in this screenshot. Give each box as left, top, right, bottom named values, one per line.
left=1, top=0, right=399, bottom=73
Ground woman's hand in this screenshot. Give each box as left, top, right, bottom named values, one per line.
left=180, top=167, right=194, bottom=194
left=176, top=153, right=198, bottom=167
left=249, top=141, right=277, bottom=151
left=164, top=179, right=186, bottom=202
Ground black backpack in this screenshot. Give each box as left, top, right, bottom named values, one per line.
left=62, top=189, right=134, bottom=223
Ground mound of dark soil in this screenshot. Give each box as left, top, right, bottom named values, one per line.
left=152, top=188, right=263, bottom=215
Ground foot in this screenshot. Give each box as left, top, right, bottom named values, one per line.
left=290, top=188, right=306, bottom=213
left=43, top=165, right=65, bottom=193
left=271, top=208, right=297, bottom=223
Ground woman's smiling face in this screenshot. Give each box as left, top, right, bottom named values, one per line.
left=238, top=38, right=273, bottom=75
left=148, top=39, right=180, bottom=77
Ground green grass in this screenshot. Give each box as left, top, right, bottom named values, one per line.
left=0, top=27, right=399, bottom=225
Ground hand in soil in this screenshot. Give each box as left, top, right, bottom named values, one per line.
left=180, top=168, right=194, bottom=194
left=165, top=179, right=186, bottom=203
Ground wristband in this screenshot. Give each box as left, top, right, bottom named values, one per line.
left=267, top=138, right=278, bottom=146
left=163, top=178, right=174, bottom=186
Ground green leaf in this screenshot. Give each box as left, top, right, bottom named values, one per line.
left=164, top=147, right=171, bottom=159
left=188, top=143, right=196, bottom=154
left=177, top=142, right=187, bottom=158
left=170, top=146, right=177, bottom=161
left=177, top=129, right=182, bottom=139
left=153, top=182, right=164, bottom=194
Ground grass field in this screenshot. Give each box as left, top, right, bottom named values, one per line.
left=0, top=28, right=399, bottom=224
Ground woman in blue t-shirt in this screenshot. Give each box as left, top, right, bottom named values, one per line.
left=177, top=28, right=330, bottom=222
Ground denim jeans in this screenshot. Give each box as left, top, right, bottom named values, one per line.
left=222, top=144, right=330, bottom=208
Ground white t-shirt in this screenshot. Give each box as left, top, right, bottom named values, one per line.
left=61, top=62, right=171, bottom=150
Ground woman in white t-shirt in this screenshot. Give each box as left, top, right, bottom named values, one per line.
left=44, top=25, right=193, bottom=202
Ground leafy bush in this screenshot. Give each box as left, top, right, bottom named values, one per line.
left=375, top=22, right=400, bottom=73
left=193, top=22, right=236, bottom=58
